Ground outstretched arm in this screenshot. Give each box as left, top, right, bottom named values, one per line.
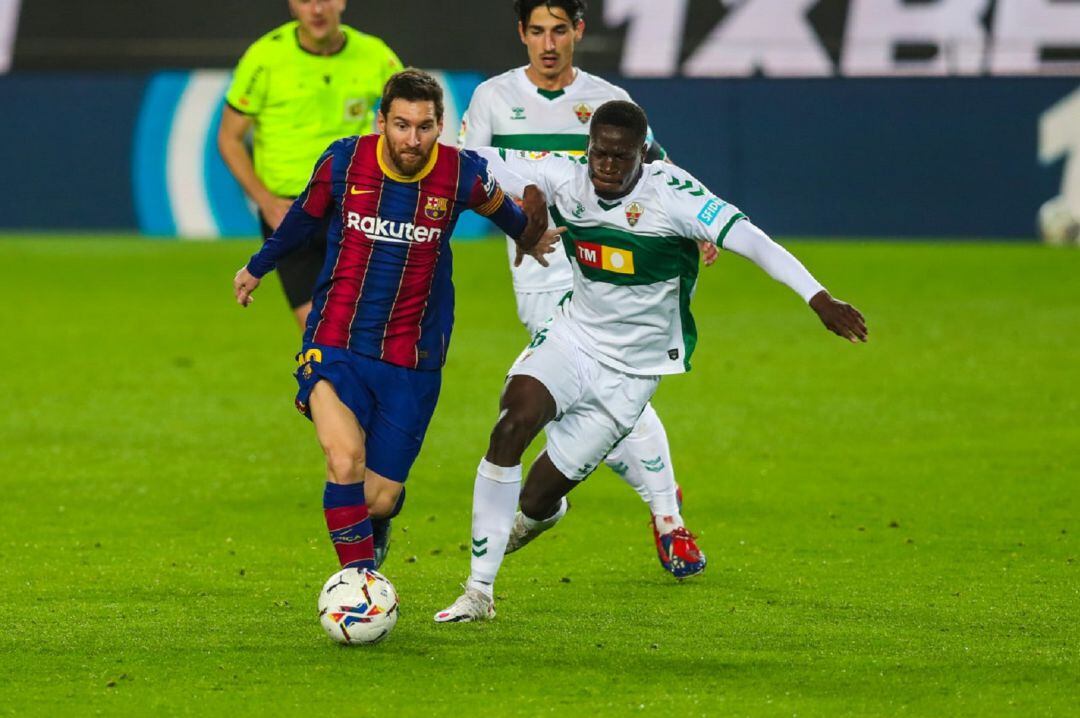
left=723, top=221, right=868, bottom=343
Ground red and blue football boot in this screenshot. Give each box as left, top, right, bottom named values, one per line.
left=654, top=525, right=706, bottom=579
left=651, top=484, right=705, bottom=579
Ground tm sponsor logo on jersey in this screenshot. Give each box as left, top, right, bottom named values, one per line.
left=345, top=212, right=443, bottom=244
left=697, top=197, right=728, bottom=227
left=575, top=241, right=635, bottom=274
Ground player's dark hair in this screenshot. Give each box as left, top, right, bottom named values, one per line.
left=380, top=68, right=444, bottom=121
left=590, top=101, right=648, bottom=146
left=515, top=0, right=587, bottom=26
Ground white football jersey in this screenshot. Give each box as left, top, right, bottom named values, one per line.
left=460, top=66, right=646, bottom=293
left=485, top=150, right=747, bottom=376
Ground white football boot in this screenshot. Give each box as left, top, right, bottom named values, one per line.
left=433, top=588, right=495, bottom=623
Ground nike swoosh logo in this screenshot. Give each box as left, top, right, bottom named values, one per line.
left=350, top=186, right=375, bottom=195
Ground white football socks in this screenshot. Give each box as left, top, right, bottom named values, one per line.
left=604, top=402, right=681, bottom=518
left=466, top=458, right=522, bottom=598
left=521, top=495, right=568, bottom=529
left=654, top=513, right=685, bottom=534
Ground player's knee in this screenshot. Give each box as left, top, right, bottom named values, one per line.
left=489, top=410, right=540, bottom=456
left=324, top=446, right=365, bottom=484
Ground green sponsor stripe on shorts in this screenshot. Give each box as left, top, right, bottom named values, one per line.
left=491, top=134, right=589, bottom=152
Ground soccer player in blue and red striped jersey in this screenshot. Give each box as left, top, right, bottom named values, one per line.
left=233, top=69, right=559, bottom=574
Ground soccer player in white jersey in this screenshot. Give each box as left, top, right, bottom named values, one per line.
left=459, top=0, right=710, bottom=578
left=435, top=101, right=868, bottom=622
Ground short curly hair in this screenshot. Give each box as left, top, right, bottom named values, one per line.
left=380, top=68, right=444, bottom=121
left=591, top=100, right=648, bottom=146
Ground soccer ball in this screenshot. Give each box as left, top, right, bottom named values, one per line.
left=1038, top=196, right=1080, bottom=246
left=318, top=567, right=399, bottom=645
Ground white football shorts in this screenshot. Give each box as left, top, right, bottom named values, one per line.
left=508, top=319, right=660, bottom=481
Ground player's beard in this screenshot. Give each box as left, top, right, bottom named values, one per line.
left=390, top=144, right=430, bottom=176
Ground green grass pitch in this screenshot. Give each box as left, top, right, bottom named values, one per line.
left=0, top=236, right=1076, bottom=716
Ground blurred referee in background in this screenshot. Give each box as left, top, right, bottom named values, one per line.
left=218, top=0, right=402, bottom=328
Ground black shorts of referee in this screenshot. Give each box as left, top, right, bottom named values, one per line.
left=259, top=207, right=331, bottom=310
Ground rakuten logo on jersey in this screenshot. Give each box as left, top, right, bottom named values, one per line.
left=345, top=212, right=442, bottom=244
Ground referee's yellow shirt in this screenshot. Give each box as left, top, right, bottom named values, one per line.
left=225, top=21, right=402, bottom=197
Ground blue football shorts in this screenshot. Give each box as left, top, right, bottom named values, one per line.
left=293, top=343, right=442, bottom=483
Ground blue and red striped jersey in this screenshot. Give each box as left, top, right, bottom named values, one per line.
left=247, top=134, right=528, bottom=370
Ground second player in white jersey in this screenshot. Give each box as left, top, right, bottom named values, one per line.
left=454, top=1, right=704, bottom=589
left=449, top=1, right=720, bottom=603
left=460, top=66, right=660, bottom=298
left=436, top=100, right=869, bottom=623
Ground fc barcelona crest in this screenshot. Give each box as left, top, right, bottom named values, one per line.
left=424, top=196, right=448, bottom=220
left=573, top=103, right=593, bottom=124
left=625, top=202, right=644, bottom=226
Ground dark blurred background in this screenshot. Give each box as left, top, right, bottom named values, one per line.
left=2, top=0, right=1079, bottom=240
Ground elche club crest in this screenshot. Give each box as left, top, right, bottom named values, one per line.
left=424, top=196, right=448, bottom=220
left=574, top=103, right=593, bottom=124
left=625, top=202, right=644, bottom=226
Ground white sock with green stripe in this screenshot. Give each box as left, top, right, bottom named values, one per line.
left=604, top=402, right=681, bottom=517
left=466, top=458, right=521, bottom=599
